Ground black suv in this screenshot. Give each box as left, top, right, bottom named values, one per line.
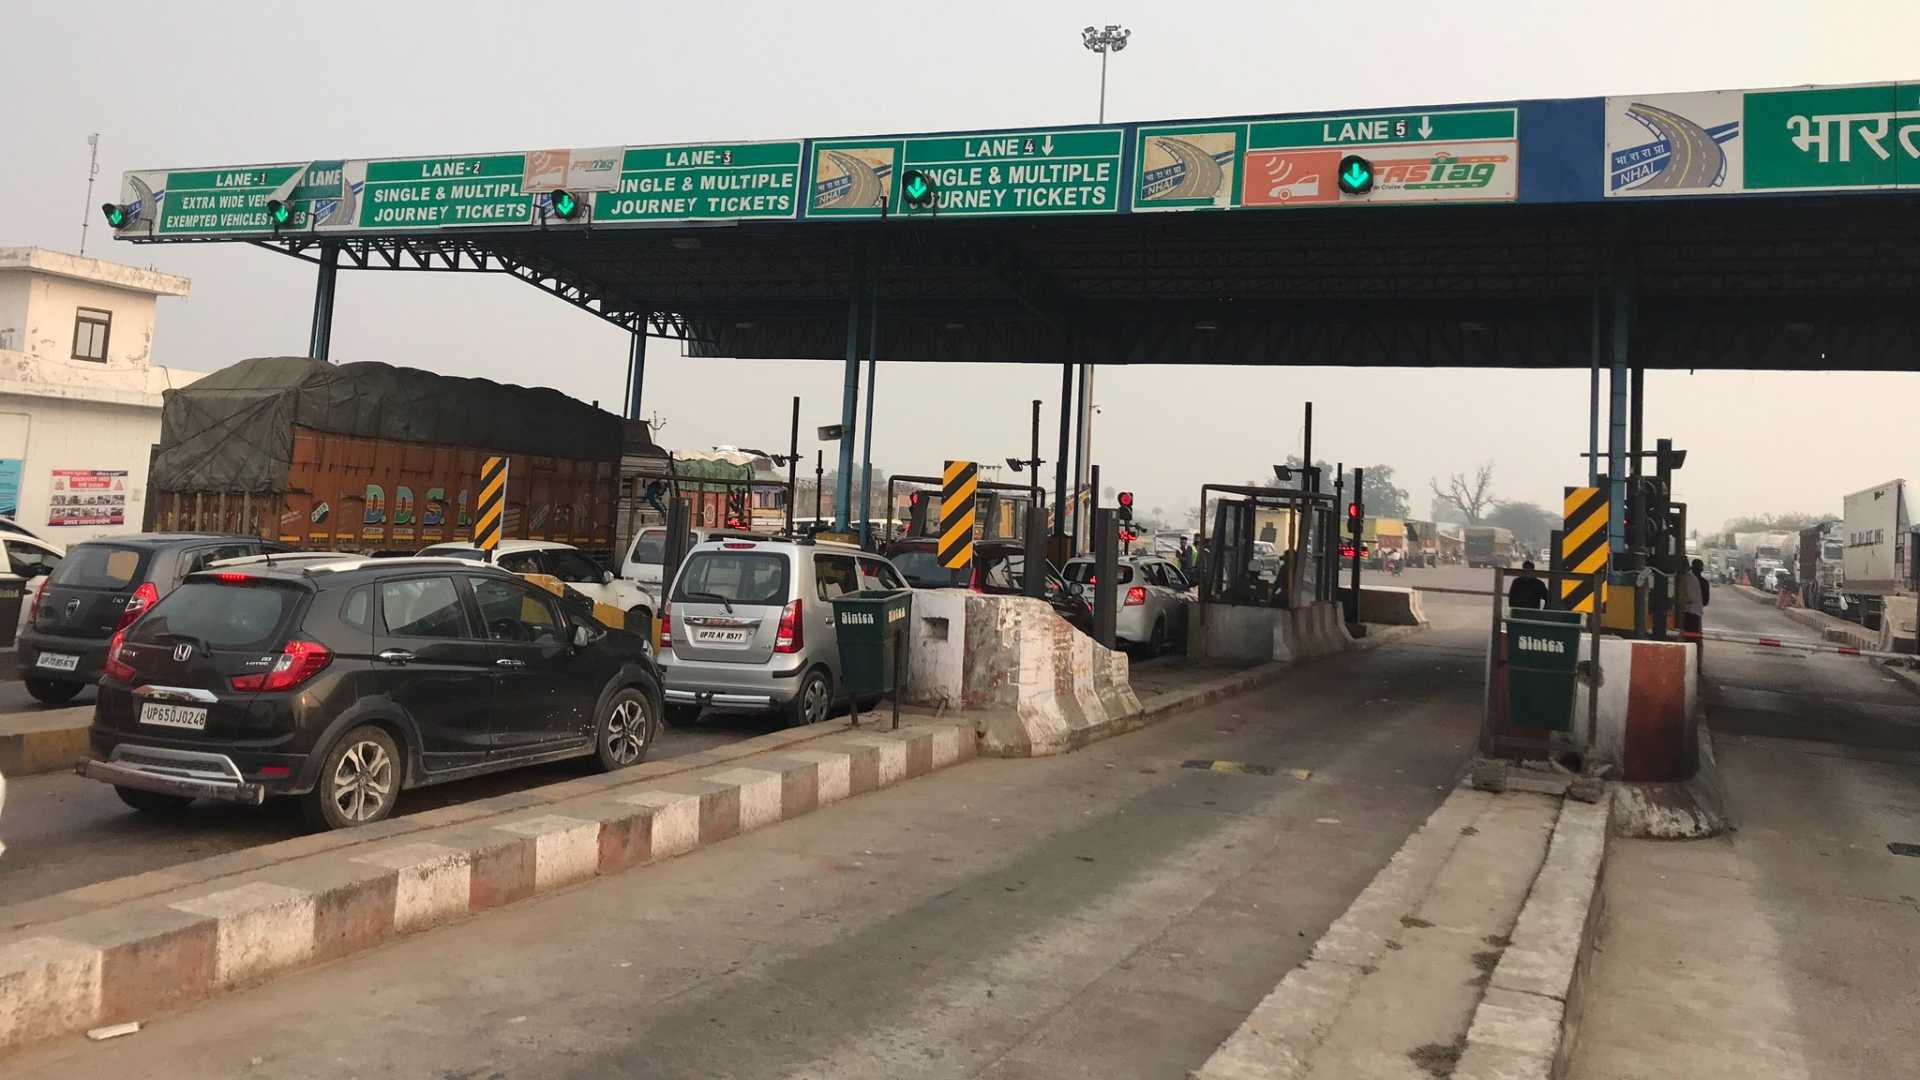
left=21, top=534, right=292, bottom=704
left=79, top=555, right=661, bottom=829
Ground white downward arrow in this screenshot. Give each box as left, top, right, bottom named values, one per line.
left=1418, top=116, right=1433, bottom=139
left=1042, top=135, right=1055, bottom=156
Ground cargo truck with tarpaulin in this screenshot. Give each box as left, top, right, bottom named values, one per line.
left=1465, top=525, right=1517, bottom=569
left=1838, top=480, right=1916, bottom=651
left=145, top=357, right=622, bottom=560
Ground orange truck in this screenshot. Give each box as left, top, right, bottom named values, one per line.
left=145, top=356, right=622, bottom=558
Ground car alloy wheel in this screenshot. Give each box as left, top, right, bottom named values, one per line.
left=331, top=738, right=395, bottom=823
left=605, top=695, right=652, bottom=765
left=798, top=671, right=830, bottom=726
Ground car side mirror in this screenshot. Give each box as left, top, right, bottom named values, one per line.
left=601, top=570, right=615, bottom=585
left=573, top=623, right=594, bottom=649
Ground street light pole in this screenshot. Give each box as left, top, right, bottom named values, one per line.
left=1074, top=24, right=1130, bottom=554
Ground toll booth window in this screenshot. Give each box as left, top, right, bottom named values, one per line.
left=72, top=307, right=111, bottom=362
left=814, top=554, right=859, bottom=600
left=380, top=577, right=471, bottom=639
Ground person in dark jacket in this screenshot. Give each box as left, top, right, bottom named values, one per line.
left=1508, top=560, right=1550, bottom=610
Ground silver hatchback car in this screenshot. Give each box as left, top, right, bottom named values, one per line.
left=1062, top=553, right=1195, bottom=655
left=658, top=537, right=909, bottom=727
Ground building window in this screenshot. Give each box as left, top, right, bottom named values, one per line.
left=72, top=308, right=111, bottom=362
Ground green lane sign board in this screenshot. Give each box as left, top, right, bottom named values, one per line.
left=1744, top=83, right=1920, bottom=190
left=810, top=128, right=1124, bottom=218
left=1249, top=108, right=1517, bottom=149
left=358, top=154, right=532, bottom=230
left=156, top=165, right=307, bottom=235
left=594, top=141, right=803, bottom=222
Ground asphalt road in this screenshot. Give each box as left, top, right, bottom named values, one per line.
left=11, top=594, right=1491, bottom=1079
left=0, top=709, right=785, bottom=908
left=1570, top=584, right=1920, bottom=1079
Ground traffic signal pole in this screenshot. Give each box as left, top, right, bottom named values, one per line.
left=1345, top=467, right=1364, bottom=626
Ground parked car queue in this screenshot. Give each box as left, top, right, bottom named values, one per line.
left=25, top=530, right=1123, bottom=832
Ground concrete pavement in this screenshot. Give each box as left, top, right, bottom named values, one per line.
left=1568, top=585, right=1920, bottom=1080
left=6, top=595, right=1486, bottom=1078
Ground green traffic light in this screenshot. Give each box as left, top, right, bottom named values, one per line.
left=1336, top=155, right=1375, bottom=196
left=900, top=169, right=935, bottom=208
left=550, top=189, right=581, bottom=220
left=267, top=200, right=292, bottom=227
left=100, top=203, right=128, bottom=229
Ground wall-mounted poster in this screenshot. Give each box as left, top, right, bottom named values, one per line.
left=48, top=469, right=127, bottom=527
left=0, top=459, right=21, bottom=517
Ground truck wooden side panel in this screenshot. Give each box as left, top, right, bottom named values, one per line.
left=150, top=427, right=619, bottom=556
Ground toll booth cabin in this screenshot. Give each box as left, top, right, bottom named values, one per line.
left=1187, top=482, right=1343, bottom=662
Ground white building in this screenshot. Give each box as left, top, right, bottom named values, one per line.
left=0, top=247, right=198, bottom=541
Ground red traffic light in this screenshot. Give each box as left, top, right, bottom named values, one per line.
left=1117, top=491, right=1134, bottom=509
left=909, top=491, right=923, bottom=506
left=1347, top=502, right=1361, bottom=520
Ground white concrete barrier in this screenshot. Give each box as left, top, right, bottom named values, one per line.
left=903, top=591, right=1142, bottom=757
left=1576, top=637, right=1699, bottom=782
left=1335, top=586, right=1429, bottom=627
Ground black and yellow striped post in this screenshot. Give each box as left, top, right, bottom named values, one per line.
left=474, top=455, right=508, bottom=556
left=1559, top=485, right=1610, bottom=612
left=938, top=460, right=978, bottom=570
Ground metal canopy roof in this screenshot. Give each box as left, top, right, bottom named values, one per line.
left=250, top=191, right=1920, bottom=371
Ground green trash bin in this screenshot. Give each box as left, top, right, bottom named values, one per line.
left=830, top=589, right=914, bottom=728
left=1507, top=610, right=1584, bottom=732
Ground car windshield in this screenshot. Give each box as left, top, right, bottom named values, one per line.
left=48, top=544, right=148, bottom=589
left=133, top=581, right=298, bottom=650
left=631, top=530, right=695, bottom=565
left=416, top=546, right=485, bottom=561
left=672, top=551, right=790, bottom=606
left=1062, top=562, right=1134, bottom=585
left=889, top=548, right=967, bottom=588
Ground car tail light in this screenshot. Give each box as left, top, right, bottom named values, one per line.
left=231, top=638, right=332, bottom=692
left=722, top=542, right=756, bottom=549
left=659, top=603, right=671, bottom=639
left=211, top=571, right=254, bottom=583
left=27, top=582, right=45, bottom=625
left=1125, top=586, right=1148, bottom=606
left=774, top=598, right=803, bottom=653
left=116, top=581, right=160, bottom=630
left=257, top=765, right=291, bottom=779
left=969, top=565, right=986, bottom=592
left=103, top=629, right=136, bottom=681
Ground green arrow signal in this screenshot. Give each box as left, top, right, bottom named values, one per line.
left=905, top=176, right=928, bottom=200
left=1336, top=155, right=1375, bottom=195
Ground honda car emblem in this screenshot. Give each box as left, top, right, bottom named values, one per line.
left=173, top=643, right=194, bottom=662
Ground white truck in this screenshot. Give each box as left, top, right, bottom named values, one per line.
left=1839, top=480, right=1915, bottom=651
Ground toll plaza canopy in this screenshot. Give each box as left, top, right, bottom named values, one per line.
left=112, top=79, right=1920, bottom=370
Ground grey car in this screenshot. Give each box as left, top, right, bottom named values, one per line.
left=1062, top=553, right=1194, bottom=655
left=658, top=537, right=908, bottom=727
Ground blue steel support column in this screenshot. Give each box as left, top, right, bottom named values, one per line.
left=1588, top=289, right=1601, bottom=486
left=1607, top=255, right=1632, bottom=575
left=625, top=330, right=645, bottom=420
left=833, top=249, right=866, bottom=532
left=308, top=241, right=340, bottom=361
left=857, top=270, right=879, bottom=547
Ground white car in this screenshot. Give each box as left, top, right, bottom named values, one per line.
left=1062, top=553, right=1194, bottom=655
left=418, top=539, right=657, bottom=633
left=1, top=531, right=64, bottom=643
left=620, top=526, right=769, bottom=592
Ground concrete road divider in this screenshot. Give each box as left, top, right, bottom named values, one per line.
left=1579, top=637, right=1698, bottom=782
left=0, top=721, right=975, bottom=1054
left=1335, top=586, right=1430, bottom=628
left=0, top=712, right=91, bottom=777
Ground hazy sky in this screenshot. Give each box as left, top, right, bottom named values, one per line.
left=5, top=1, right=1916, bottom=532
